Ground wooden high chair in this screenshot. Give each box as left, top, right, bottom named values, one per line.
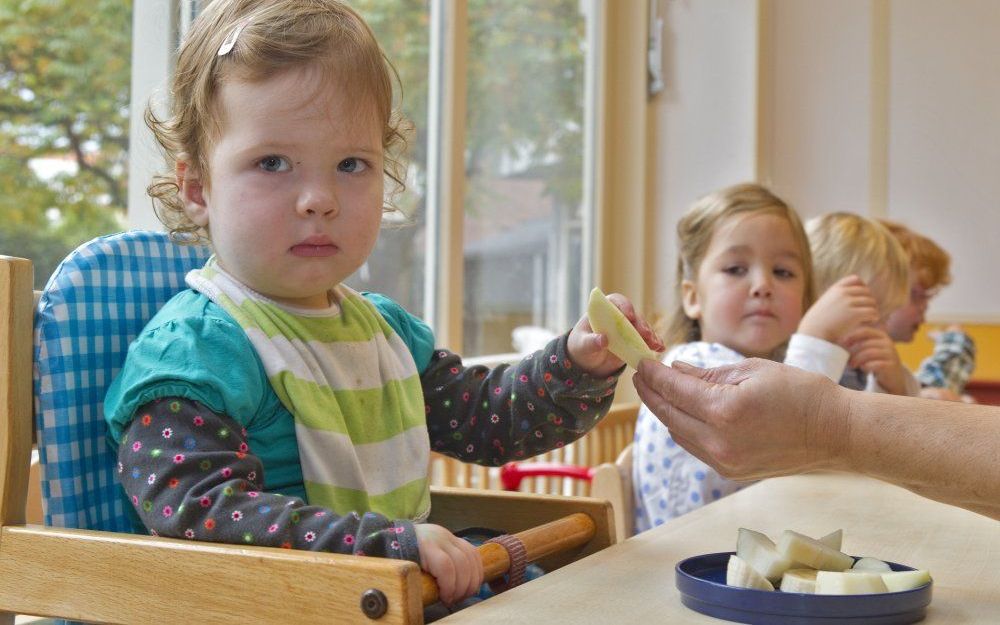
left=0, top=233, right=615, bottom=624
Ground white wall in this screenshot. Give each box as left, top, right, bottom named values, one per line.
left=650, top=0, right=1000, bottom=322
left=764, top=0, right=875, bottom=219
left=650, top=0, right=759, bottom=315
left=886, top=0, right=1000, bottom=321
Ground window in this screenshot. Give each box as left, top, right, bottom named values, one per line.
left=0, top=0, right=132, bottom=289
left=354, top=0, right=599, bottom=359
left=460, top=1, right=591, bottom=357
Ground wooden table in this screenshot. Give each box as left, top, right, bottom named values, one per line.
left=441, top=473, right=1000, bottom=624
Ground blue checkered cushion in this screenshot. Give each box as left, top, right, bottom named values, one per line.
left=34, top=231, right=211, bottom=531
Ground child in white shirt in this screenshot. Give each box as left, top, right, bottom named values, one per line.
left=633, top=184, right=878, bottom=531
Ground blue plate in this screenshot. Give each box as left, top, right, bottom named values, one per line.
left=675, top=552, right=932, bottom=625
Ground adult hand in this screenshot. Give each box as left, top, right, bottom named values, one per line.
left=632, top=358, right=849, bottom=481
left=842, top=326, right=910, bottom=395
left=568, top=292, right=665, bottom=378
left=798, top=275, right=879, bottom=344
left=415, top=523, right=484, bottom=606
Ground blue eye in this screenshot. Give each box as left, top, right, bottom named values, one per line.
left=775, top=267, right=796, bottom=279
left=338, top=157, right=368, bottom=173
left=258, top=156, right=290, bottom=173
left=723, top=266, right=746, bottom=276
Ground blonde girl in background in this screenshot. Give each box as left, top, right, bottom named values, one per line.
left=632, top=183, right=878, bottom=531
left=102, top=0, right=662, bottom=607
left=807, top=213, right=916, bottom=396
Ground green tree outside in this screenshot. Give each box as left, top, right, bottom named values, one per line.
left=0, top=0, right=131, bottom=289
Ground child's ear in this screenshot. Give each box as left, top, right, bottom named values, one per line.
left=681, top=279, right=701, bottom=319
left=177, top=162, right=209, bottom=227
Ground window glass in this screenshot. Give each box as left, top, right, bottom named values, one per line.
left=0, top=0, right=131, bottom=289
left=462, top=0, right=588, bottom=356
left=348, top=1, right=431, bottom=316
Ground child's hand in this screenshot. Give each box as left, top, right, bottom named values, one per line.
left=568, top=293, right=664, bottom=377
left=415, top=524, right=484, bottom=606
left=798, top=275, right=879, bottom=344
left=842, top=326, right=910, bottom=395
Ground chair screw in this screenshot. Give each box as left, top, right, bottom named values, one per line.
left=360, top=588, right=388, bottom=619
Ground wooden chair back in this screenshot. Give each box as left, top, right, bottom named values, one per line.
left=589, top=443, right=634, bottom=542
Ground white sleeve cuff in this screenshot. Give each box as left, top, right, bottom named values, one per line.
left=784, top=333, right=849, bottom=381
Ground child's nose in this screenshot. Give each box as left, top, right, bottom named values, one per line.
left=751, top=271, right=773, bottom=297
left=296, top=186, right=339, bottom=218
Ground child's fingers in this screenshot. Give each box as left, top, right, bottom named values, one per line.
left=461, top=539, right=483, bottom=600
left=426, top=547, right=458, bottom=605
left=841, top=327, right=877, bottom=348
left=852, top=349, right=892, bottom=370
left=835, top=274, right=867, bottom=288
left=605, top=292, right=637, bottom=321
left=584, top=332, right=609, bottom=354
left=438, top=540, right=474, bottom=604
left=605, top=293, right=664, bottom=351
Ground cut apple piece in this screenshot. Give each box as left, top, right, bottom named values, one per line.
left=777, top=530, right=854, bottom=571
left=736, top=528, right=794, bottom=583
left=852, top=557, right=892, bottom=573
left=726, top=555, right=775, bottom=591
left=779, top=568, right=818, bottom=594
left=881, top=570, right=932, bottom=592
left=815, top=571, right=888, bottom=594
left=817, top=529, right=843, bottom=551
left=586, top=287, right=658, bottom=369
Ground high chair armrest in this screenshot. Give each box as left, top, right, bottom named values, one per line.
left=428, top=486, right=617, bottom=570
left=0, top=524, right=423, bottom=624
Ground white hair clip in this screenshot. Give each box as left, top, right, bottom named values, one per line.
left=218, top=19, right=250, bottom=56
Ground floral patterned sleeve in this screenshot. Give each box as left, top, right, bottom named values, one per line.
left=422, top=332, right=620, bottom=466
left=117, top=397, right=419, bottom=562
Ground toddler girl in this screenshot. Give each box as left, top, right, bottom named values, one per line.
left=103, top=0, right=661, bottom=606
left=632, top=184, right=877, bottom=531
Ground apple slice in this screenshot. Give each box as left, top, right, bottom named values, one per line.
left=777, top=530, right=854, bottom=571
left=736, top=528, right=793, bottom=583
left=881, top=570, right=932, bottom=592
left=780, top=568, right=818, bottom=594
left=852, top=557, right=892, bottom=573
left=586, top=287, right=658, bottom=369
left=726, top=555, right=775, bottom=591
left=815, top=571, right=888, bottom=594
left=817, top=529, right=843, bottom=551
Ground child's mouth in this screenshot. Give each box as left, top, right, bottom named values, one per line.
left=291, top=243, right=339, bottom=257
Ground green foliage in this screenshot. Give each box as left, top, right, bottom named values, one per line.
left=356, top=0, right=584, bottom=217
left=0, top=0, right=131, bottom=287
left=465, top=0, right=584, bottom=210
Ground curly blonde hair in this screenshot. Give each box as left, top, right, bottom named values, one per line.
left=661, top=183, right=815, bottom=348
left=146, top=0, right=411, bottom=243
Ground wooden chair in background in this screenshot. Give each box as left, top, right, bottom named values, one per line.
left=0, top=236, right=617, bottom=624
left=498, top=444, right=635, bottom=543
left=429, top=402, right=638, bottom=496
